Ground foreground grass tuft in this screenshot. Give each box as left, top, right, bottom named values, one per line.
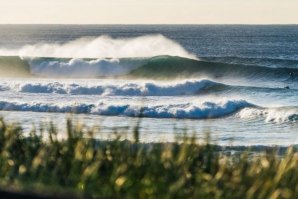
left=0, top=118, right=298, bottom=199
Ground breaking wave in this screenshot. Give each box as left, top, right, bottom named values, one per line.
left=27, top=57, right=145, bottom=77
left=237, top=107, right=298, bottom=123
left=2, top=79, right=223, bottom=96
left=1, top=55, right=298, bottom=80
left=0, top=34, right=297, bottom=79
left=0, top=100, right=253, bottom=119
left=0, top=98, right=297, bottom=122
left=0, top=34, right=197, bottom=59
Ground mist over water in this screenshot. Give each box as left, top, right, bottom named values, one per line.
left=0, top=34, right=197, bottom=59
left=0, top=25, right=298, bottom=146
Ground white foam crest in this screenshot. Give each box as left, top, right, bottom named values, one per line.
left=238, top=107, right=298, bottom=123
left=92, top=100, right=251, bottom=119
left=5, top=79, right=220, bottom=96
left=0, top=99, right=251, bottom=119
left=0, top=35, right=197, bottom=59
left=0, top=101, right=93, bottom=114
left=27, top=58, right=140, bottom=77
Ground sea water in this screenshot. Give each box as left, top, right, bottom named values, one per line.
left=0, top=25, right=297, bottom=146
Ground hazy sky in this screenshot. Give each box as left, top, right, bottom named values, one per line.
left=1, top=0, right=298, bottom=24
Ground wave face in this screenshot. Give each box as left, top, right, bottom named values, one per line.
left=1, top=55, right=298, bottom=80
left=0, top=56, right=31, bottom=77
left=0, top=100, right=252, bottom=119
left=129, top=56, right=298, bottom=80
left=1, top=79, right=222, bottom=96
left=0, top=35, right=196, bottom=59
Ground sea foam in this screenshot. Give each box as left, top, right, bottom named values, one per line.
left=238, top=107, right=298, bottom=123
left=4, top=79, right=222, bottom=96
left=0, top=100, right=252, bottom=119
left=27, top=58, right=140, bottom=77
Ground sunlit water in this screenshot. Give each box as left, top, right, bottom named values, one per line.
left=0, top=25, right=298, bottom=146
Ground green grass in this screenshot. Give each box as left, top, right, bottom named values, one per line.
left=0, top=117, right=298, bottom=199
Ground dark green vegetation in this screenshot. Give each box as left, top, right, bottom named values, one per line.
left=0, top=118, right=298, bottom=199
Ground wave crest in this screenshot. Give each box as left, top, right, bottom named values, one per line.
left=0, top=100, right=252, bottom=119
left=3, top=79, right=222, bottom=96
left=1, top=55, right=298, bottom=80
left=0, top=35, right=197, bottom=59
left=27, top=57, right=142, bottom=77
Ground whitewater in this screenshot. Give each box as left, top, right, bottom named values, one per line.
left=0, top=25, right=297, bottom=146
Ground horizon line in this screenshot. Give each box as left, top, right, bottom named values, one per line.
left=1, top=23, right=298, bottom=26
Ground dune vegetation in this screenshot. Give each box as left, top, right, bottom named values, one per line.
left=0, top=117, right=298, bottom=199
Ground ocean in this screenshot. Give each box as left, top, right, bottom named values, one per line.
left=0, top=25, right=297, bottom=146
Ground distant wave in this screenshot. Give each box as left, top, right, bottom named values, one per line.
left=200, top=56, right=298, bottom=69
left=1, top=55, right=298, bottom=80
left=0, top=100, right=253, bottom=119
left=2, top=79, right=223, bottom=96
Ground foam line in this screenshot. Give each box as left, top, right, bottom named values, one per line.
left=0, top=100, right=252, bottom=119
left=9, top=79, right=221, bottom=96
